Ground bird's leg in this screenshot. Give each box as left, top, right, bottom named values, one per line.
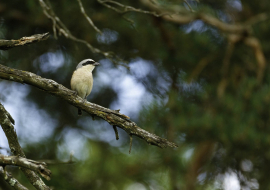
left=84, top=98, right=95, bottom=120
left=3, top=165, right=7, bottom=179
left=72, top=90, right=78, bottom=96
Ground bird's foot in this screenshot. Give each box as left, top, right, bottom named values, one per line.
left=78, top=109, right=82, bottom=116
left=72, top=90, right=78, bottom=96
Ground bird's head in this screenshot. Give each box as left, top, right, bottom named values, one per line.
left=76, top=59, right=100, bottom=70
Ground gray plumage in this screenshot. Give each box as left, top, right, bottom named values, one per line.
left=71, top=59, right=100, bottom=115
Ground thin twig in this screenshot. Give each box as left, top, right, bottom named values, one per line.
left=129, top=135, right=133, bottom=154
left=38, top=152, right=75, bottom=165
left=77, top=0, right=102, bottom=34
left=97, top=0, right=165, bottom=17
left=183, top=0, right=194, bottom=12
left=38, top=0, right=129, bottom=69
left=113, top=125, right=119, bottom=140
left=0, top=33, right=49, bottom=50
left=97, top=0, right=170, bottom=28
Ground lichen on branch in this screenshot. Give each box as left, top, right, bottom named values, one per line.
left=0, top=64, right=178, bottom=149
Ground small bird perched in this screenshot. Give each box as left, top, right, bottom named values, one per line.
left=70, top=59, right=100, bottom=115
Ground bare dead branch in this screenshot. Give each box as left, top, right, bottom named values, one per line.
left=37, top=152, right=75, bottom=165
left=183, top=0, right=194, bottom=12
left=97, top=0, right=171, bottom=28
left=38, top=0, right=129, bottom=69
left=98, top=0, right=123, bottom=13
left=0, top=103, right=51, bottom=190
left=0, top=155, right=51, bottom=181
left=76, top=0, right=102, bottom=34
left=38, top=160, right=75, bottom=165
left=0, top=64, right=178, bottom=149
left=97, top=0, right=163, bottom=16
left=0, top=33, right=49, bottom=50
left=0, top=166, right=29, bottom=190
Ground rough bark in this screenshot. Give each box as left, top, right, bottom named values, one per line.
left=0, top=33, right=50, bottom=50
left=0, top=103, right=51, bottom=190
left=0, top=64, right=178, bottom=149
left=0, top=154, right=51, bottom=181
left=0, top=166, right=29, bottom=190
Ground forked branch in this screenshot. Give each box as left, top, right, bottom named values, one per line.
left=0, top=103, right=50, bottom=190
left=0, top=154, right=51, bottom=181
left=0, top=166, right=29, bottom=190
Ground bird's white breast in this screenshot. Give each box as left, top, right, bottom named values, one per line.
left=70, top=66, right=94, bottom=99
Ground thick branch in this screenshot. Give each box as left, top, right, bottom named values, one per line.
left=0, top=64, right=178, bottom=149
left=0, top=166, right=29, bottom=190
left=0, top=103, right=51, bottom=190
left=0, top=154, right=51, bottom=181
left=0, top=33, right=50, bottom=50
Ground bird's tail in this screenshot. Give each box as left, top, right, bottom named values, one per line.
left=78, top=109, right=82, bottom=116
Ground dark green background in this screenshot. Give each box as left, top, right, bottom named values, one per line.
left=0, top=0, right=269, bottom=189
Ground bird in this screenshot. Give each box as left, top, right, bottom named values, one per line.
left=70, top=59, right=100, bottom=115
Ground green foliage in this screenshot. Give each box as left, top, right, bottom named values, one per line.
left=1, top=0, right=270, bottom=189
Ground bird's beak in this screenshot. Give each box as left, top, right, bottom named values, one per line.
left=93, top=62, right=100, bottom=66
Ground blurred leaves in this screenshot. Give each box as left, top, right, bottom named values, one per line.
left=1, top=0, right=270, bottom=189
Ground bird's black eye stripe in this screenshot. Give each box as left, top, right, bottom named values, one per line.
left=82, top=60, right=95, bottom=66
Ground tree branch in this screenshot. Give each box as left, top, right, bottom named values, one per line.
left=0, top=103, right=51, bottom=190
left=0, top=166, right=29, bottom=190
left=77, top=0, right=102, bottom=34
left=0, top=64, right=178, bottom=149
left=183, top=0, right=194, bottom=12
left=38, top=0, right=129, bottom=69
left=0, top=154, right=51, bottom=181
left=0, top=33, right=50, bottom=50
left=97, top=0, right=163, bottom=16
